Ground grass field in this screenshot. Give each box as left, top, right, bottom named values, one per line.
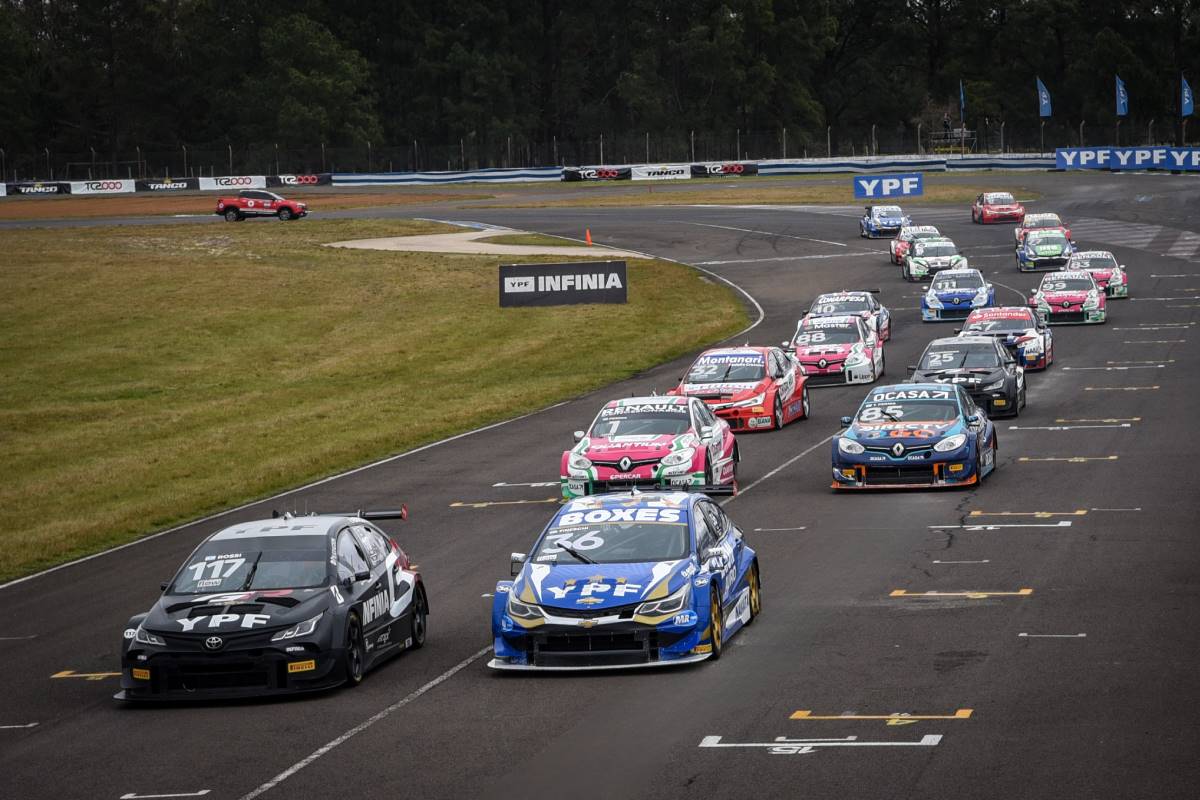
left=0, top=219, right=746, bottom=581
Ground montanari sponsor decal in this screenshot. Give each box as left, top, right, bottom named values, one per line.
left=696, top=353, right=763, bottom=365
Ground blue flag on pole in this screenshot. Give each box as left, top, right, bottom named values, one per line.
left=1184, top=76, right=1194, bottom=117
left=1036, top=77, right=1052, bottom=118
left=959, top=80, right=965, bottom=122
left=1115, top=74, right=1129, bottom=117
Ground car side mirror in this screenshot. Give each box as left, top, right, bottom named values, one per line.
left=907, top=365, right=917, bottom=374
left=700, top=425, right=715, bottom=440
left=572, top=430, right=585, bottom=442
left=355, top=570, right=371, bottom=582
left=840, top=415, right=853, bottom=426
left=160, top=581, right=169, bottom=591
left=702, top=548, right=727, bottom=570
left=510, top=552, right=526, bottom=577
left=952, top=328, right=961, bottom=334
left=967, top=414, right=981, bottom=424
left=781, top=340, right=790, bottom=348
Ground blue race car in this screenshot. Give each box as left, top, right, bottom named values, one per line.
left=490, top=492, right=760, bottom=671
left=860, top=205, right=911, bottom=238
left=832, top=383, right=998, bottom=490
left=1016, top=229, right=1074, bottom=272
left=921, top=268, right=995, bottom=322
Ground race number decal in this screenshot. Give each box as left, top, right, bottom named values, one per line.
left=186, top=557, right=246, bottom=582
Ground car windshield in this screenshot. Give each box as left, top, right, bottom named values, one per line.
left=964, top=313, right=1034, bottom=334
left=590, top=404, right=691, bottom=437
left=794, top=321, right=861, bottom=345
left=685, top=353, right=765, bottom=383
left=874, top=207, right=901, bottom=218
left=170, top=536, right=329, bottom=594
left=914, top=243, right=957, bottom=258
left=1041, top=277, right=1094, bottom=292
left=984, top=193, right=1015, bottom=204
left=537, top=512, right=690, bottom=564
left=919, top=343, right=1001, bottom=370
left=932, top=274, right=983, bottom=291
left=1028, top=234, right=1067, bottom=249
left=810, top=297, right=869, bottom=314
left=1025, top=215, right=1060, bottom=228
left=1070, top=254, right=1117, bottom=270
left=857, top=398, right=960, bottom=422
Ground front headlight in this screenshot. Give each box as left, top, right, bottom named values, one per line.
left=925, top=292, right=943, bottom=309
left=973, top=289, right=990, bottom=305
left=568, top=452, right=592, bottom=470
left=838, top=437, right=865, bottom=454
left=844, top=352, right=869, bottom=368
left=660, top=447, right=695, bottom=467
left=506, top=595, right=544, bottom=621
left=1022, top=333, right=1043, bottom=353
left=271, top=612, right=323, bottom=641
left=134, top=625, right=166, bottom=647
left=1083, top=291, right=1099, bottom=309
left=636, top=584, right=690, bottom=616
left=1110, top=268, right=1125, bottom=285
left=981, top=379, right=1004, bottom=391
left=934, top=433, right=968, bottom=452
left=728, top=392, right=766, bottom=408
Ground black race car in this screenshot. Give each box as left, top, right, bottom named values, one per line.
left=907, top=335, right=1026, bottom=418
left=116, top=509, right=426, bottom=702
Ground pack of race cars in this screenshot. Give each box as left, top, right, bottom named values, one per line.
left=116, top=191, right=1133, bottom=692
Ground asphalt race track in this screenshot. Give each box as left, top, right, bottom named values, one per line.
left=1, top=172, right=1198, bottom=800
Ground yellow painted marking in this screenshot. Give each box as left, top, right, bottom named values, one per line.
left=791, top=709, right=973, bottom=725
left=890, top=589, right=1033, bottom=599
left=1055, top=417, right=1140, bottom=423
left=1083, top=386, right=1159, bottom=391
left=449, top=497, right=561, bottom=509
left=968, top=510, right=1086, bottom=518
left=1018, top=456, right=1118, bottom=463
left=51, top=670, right=121, bottom=681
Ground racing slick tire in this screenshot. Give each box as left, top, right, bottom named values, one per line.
left=708, top=587, right=724, bottom=660
left=745, top=561, right=762, bottom=625
left=343, top=616, right=365, bottom=688
left=799, top=385, right=810, bottom=419
left=223, top=208, right=241, bottom=222
left=878, top=351, right=886, bottom=379
left=1019, top=383, right=1027, bottom=411
left=773, top=395, right=785, bottom=429
left=410, top=587, right=428, bottom=649
left=278, top=207, right=294, bottom=221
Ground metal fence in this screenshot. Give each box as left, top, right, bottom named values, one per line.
left=3, top=119, right=1192, bottom=180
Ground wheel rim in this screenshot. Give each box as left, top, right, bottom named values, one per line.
left=749, top=566, right=761, bottom=615
left=710, top=594, right=723, bottom=651
left=774, top=396, right=784, bottom=428
left=802, top=388, right=809, bottom=418
left=348, top=624, right=363, bottom=680
left=413, top=595, right=426, bottom=644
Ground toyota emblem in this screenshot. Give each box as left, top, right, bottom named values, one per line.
left=204, top=636, right=224, bottom=651
left=891, top=442, right=906, bottom=457
left=818, top=358, right=828, bottom=369
left=618, top=456, right=633, bottom=472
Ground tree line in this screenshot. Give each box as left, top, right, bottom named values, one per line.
left=1, top=0, right=1196, bottom=175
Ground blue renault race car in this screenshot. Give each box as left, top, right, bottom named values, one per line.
left=860, top=205, right=912, bottom=238
left=490, top=492, right=760, bottom=671
left=832, top=383, right=998, bottom=490
left=921, top=268, right=995, bottom=322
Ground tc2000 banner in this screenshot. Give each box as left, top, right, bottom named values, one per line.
left=1056, top=147, right=1200, bottom=171
left=499, top=261, right=627, bottom=307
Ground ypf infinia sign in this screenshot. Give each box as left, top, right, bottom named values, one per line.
left=853, top=173, right=924, bottom=199
left=500, top=261, right=627, bottom=307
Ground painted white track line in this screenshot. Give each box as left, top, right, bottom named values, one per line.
left=238, top=646, right=490, bottom=800
left=0, top=238, right=764, bottom=593
left=722, top=433, right=838, bottom=505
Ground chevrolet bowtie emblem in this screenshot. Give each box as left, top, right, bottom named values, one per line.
left=577, top=597, right=604, bottom=605
left=577, top=619, right=597, bottom=628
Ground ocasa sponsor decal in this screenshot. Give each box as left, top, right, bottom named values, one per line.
left=868, top=389, right=952, bottom=401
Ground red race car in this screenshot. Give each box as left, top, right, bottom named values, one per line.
left=216, top=190, right=308, bottom=222
left=971, top=192, right=1026, bottom=224
left=1014, top=212, right=1072, bottom=247
left=668, top=346, right=809, bottom=431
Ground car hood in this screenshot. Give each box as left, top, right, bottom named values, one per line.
left=795, top=342, right=857, bottom=360
left=516, top=559, right=695, bottom=611
left=144, top=589, right=328, bottom=634
left=577, top=433, right=697, bottom=460
left=848, top=420, right=962, bottom=442
left=1028, top=242, right=1068, bottom=256
left=677, top=379, right=765, bottom=399
left=985, top=204, right=1021, bottom=212
left=931, top=288, right=984, bottom=301
left=1037, top=290, right=1091, bottom=303
left=912, top=367, right=1004, bottom=387
left=874, top=216, right=907, bottom=226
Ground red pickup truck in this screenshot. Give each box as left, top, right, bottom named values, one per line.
left=215, top=190, right=308, bottom=221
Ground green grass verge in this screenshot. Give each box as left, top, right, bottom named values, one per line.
left=0, top=219, right=746, bottom=581
left=475, top=232, right=582, bottom=247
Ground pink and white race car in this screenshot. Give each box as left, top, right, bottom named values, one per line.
left=889, top=225, right=942, bottom=265
left=785, top=314, right=884, bottom=386
left=668, top=346, right=809, bottom=431
left=1066, top=250, right=1129, bottom=298
left=1028, top=270, right=1106, bottom=325
left=561, top=396, right=738, bottom=499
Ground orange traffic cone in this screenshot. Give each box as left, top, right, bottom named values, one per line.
left=585, top=228, right=593, bottom=246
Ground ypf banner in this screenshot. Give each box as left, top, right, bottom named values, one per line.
left=853, top=173, right=924, bottom=199
left=1056, top=147, right=1200, bottom=171
left=199, top=175, right=267, bottom=191
left=499, top=261, right=627, bottom=307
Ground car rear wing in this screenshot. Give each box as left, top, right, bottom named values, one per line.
left=272, top=505, right=408, bottom=521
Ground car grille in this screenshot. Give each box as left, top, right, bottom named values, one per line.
left=936, top=307, right=973, bottom=320
left=543, top=602, right=641, bottom=620
left=163, top=660, right=273, bottom=691
left=804, top=373, right=848, bottom=387
left=527, top=630, right=690, bottom=667
left=1027, top=256, right=1069, bottom=267
left=598, top=478, right=665, bottom=493
left=593, top=457, right=659, bottom=469
left=1047, top=311, right=1085, bottom=323
left=863, top=465, right=935, bottom=485
left=863, top=444, right=934, bottom=457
